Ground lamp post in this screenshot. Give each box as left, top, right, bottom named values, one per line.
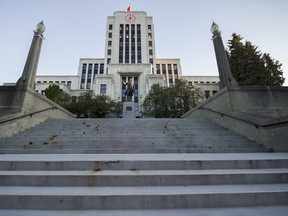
left=17, top=21, right=45, bottom=89
left=211, top=22, right=237, bottom=89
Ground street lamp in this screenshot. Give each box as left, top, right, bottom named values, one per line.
left=210, top=22, right=219, bottom=34
left=36, top=21, right=45, bottom=33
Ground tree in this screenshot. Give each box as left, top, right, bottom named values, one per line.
left=143, top=79, right=205, bottom=118
left=44, top=84, right=63, bottom=102
left=227, top=33, right=285, bottom=86
left=43, top=86, right=122, bottom=118
left=44, top=84, right=72, bottom=109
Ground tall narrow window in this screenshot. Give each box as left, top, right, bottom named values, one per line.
left=108, top=32, right=112, bottom=38
left=80, top=64, right=87, bottom=89
left=119, top=24, right=124, bottom=63
left=137, top=24, right=141, bottom=63
left=131, top=24, right=136, bottom=63
left=156, top=64, right=160, bottom=74
left=100, top=63, right=104, bottom=74
left=86, top=64, right=92, bottom=89
left=109, top=24, right=113, bottom=30
left=162, top=64, right=167, bottom=74
left=125, top=24, right=130, bottom=63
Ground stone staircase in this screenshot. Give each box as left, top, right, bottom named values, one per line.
left=0, top=117, right=287, bottom=215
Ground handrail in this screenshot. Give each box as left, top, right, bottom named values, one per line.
left=199, top=107, right=288, bottom=129
left=0, top=107, right=57, bottom=125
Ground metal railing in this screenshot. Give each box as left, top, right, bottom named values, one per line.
left=199, top=107, right=288, bottom=129
left=0, top=107, right=57, bottom=125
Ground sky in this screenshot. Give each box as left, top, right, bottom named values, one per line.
left=0, top=0, right=287, bottom=85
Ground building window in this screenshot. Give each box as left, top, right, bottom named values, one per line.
left=67, top=81, right=72, bottom=89
left=109, top=24, right=113, bottom=30
left=100, top=84, right=107, bottom=94
left=137, top=24, right=142, bottom=63
left=94, top=63, right=99, bottom=75
left=61, top=81, right=66, bottom=84
left=148, top=25, right=152, bottom=31
left=108, top=32, right=112, bottom=38
left=156, top=64, right=160, bottom=74
left=107, top=49, right=112, bottom=55
left=119, top=24, right=124, bottom=63
left=100, top=63, right=104, bottom=74
left=162, top=64, right=166, bottom=74
left=149, top=49, right=153, bottom=55
left=188, top=81, right=193, bottom=87
left=149, top=41, right=152, bottom=47
left=168, top=64, right=172, bottom=74
left=107, top=58, right=111, bottom=64
left=148, top=33, right=152, bottom=39
left=173, top=64, right=178, bottom=74
left=125, top=24, right=130, bottom=63
left=131, top=24, right=136, bottom=64
left=213, top=90, right=218, bottom=94
left=108, top=41, right=112, bottom=46
left=37, top=81, right=41, bottom=83
left=149, top=58, right=153, bottom=64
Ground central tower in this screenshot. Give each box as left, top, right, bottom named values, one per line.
left=104, top=11, right=156, bottom=72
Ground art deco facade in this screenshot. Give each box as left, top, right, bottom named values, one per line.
left=35, top=10, right=220, bottom=113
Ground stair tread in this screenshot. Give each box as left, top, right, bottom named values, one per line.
left=1, top=168, right=288, bottom=176
left=1, top=184, right=288, bottom=196
left=1, top=153, right=287, bottom=161
left=0, top=206, right=288, bottom=216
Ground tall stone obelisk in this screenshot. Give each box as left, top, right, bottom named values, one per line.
left=211, top=22, right=237, bottom=89
left=17, top=21, right=45, bottom=89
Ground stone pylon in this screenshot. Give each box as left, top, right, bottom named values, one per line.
left=16, top=21, right=45, bottom=89
left=211, top=22, right=237, bottom=89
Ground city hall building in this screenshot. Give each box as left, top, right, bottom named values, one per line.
left=35, top=10, right=220, bottom=113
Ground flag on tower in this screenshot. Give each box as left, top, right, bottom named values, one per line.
left=126, top=5, right=131, bottom=12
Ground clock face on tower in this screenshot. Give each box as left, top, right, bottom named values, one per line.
left=124, top=14, right=136, bottom=24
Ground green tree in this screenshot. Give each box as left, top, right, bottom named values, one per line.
left=44, top=84, right=63, bottom=101
left=143, top=79, right=204, bottom=118
left=43, top=86, right=121, bottom=118
left=44, top=84, right=72, bottom=109
left=227, top=33, right=285, bottom=86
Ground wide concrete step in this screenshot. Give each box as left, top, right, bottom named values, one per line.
left=0, top=147, right=270, bottom=154
left=0, top=142, right=265, bottom=149
left=0, top=184, right=287, bottom=209
left=1, top=169, right=287, bottom=186
left=1, top=206, right=288, bottom=216
left=1, top=153, right=287, bottom=170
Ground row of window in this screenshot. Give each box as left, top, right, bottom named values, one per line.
left=119, top=24, right=142, bottom=64
left=36, top=80, right=72, bottom=89
left=156, top=64, right=179, bottom=75
left=80, top=63, right=104, bottom=89
left=189, top=81, right=219, bottom=84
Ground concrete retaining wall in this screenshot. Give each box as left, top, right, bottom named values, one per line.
left=183, top=86, right=288, bottom=152
left=0, top=86, right=74, bottom=139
